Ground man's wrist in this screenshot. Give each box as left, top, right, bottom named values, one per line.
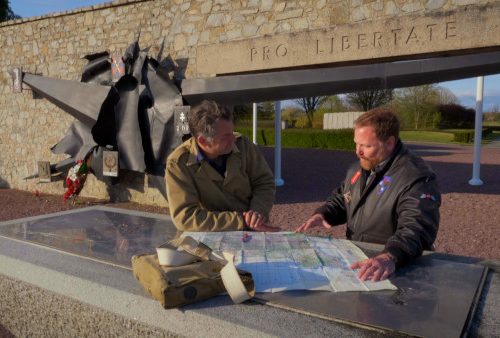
left=385, top=252, right=397, bottom=264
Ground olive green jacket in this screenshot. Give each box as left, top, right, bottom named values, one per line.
left=165, top=134, right=275, bottom=232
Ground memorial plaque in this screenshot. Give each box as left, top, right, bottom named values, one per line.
left=11, top=68, right=22, bottom=93
left=102, top=150, right=119, bottom=177
left=37, top=161, right=51, bottom=183
left=174, top=106, right=190, bottom=136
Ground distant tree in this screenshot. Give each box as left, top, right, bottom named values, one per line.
left=281, top=106, right=303, bottom=127
left=483, top=108, right=500, bottom=122
left=394, top=85, right=440, bottom=130
left=436, top=86, right=459, bottom=105
left=281, top=106, right=303, bottom=119
left=257, top=101, right=276, bottom=120
left=484, top=104, right=500, bottom=122
left=320, top=95, right=348, bottom=112
left=232, top=104, right=252, bottom=121
left=484, top=104, right=499, bottom=121
left=438, top=104, right=475, bottom=128
left=0, top=0, right=20, bottom=21
left=345, top=89, right=394, bottom=111
left=293, top=96, right=327, bottom=127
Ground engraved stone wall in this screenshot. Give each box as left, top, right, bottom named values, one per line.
left=324, top=112, right=365, bottom=130
left=0, top=0, right=498, bottom=205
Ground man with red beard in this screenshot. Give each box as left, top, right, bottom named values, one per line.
left=297, top=108, right=440, bottom=282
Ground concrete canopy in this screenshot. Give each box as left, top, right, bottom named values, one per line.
left=181, top=50, right=500, bottom=105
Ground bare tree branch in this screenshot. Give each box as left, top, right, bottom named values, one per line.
left=293, top=96, right=327, bottom=127
left=345, top=89, right=393, bottom=111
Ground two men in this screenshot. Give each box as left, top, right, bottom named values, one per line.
left=166, top=101, right=440, bottom=281
left=297, top=108, right=440, bottom=281
left=166, top=100, right=277, bottom=232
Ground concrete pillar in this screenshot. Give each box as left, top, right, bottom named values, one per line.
left=252, top=103, right=258, bottom=145
left=274, top=101, right=284, bottom=186
left=469, top=76, right=484, bottom=186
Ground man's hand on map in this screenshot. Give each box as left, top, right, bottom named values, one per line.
left=295, top=213, right=331, bottom=232
left=243, top=210, right=280, bottom=232
left=350, top=253, right=396, bottom=282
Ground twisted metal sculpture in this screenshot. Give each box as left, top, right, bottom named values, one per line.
left=12, top=39, right=191, bottom=199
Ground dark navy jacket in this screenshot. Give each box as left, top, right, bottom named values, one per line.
left=316, top=141, right=440, bottom=265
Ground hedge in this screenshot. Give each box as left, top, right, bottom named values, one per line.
left=235, top=127, right=355, bottom=151
left=452, top=128, right=493, bottom=143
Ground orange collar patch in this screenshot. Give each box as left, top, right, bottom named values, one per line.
left=351, top=170, right=361, bottom=185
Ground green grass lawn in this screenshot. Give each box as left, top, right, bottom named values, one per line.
left=397, top=131, right=455, bottom=143
left=237, top=123, right=498, bottom=147
left=393, top=130, right=499, bottom=144
left=483, top=121, right=500, bottom=127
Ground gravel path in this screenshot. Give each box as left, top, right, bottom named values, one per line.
left=0, top=142, right=498, bottom=260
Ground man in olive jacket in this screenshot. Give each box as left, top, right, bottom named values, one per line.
left=166, top=100, right=277, bottom=232
left=297, top=108, right=440, bottom=282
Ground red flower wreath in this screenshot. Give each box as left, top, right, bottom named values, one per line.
left=63, top=160, right=89, bottom=203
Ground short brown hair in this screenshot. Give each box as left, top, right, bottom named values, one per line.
left=354, top=108, right=400, bottom=141
left=188, top=100, right=233, bottom=139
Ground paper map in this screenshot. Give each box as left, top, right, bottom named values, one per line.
left=183, top=231, right=397, bottom=293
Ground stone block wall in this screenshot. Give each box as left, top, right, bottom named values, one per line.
left=0, top=0, right=495, bottom=205
left=324, top=112, right=364, bottom=130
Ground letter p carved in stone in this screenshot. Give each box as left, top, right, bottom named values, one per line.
left=250, top=47, right=258, bottom=62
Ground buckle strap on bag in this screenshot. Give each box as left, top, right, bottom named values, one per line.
left=220, top=252, right=254, bottom=304
left=176, top=236, right=226, bottom=264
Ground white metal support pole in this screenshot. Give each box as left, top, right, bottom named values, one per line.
left=469, top=76, right=484, bottom=186
left=252, top=102, right=258, bottom=145
left=274, top=101, right=284, bottom=186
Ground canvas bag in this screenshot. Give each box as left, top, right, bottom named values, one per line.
left=131, top=236, right=255, bottom=308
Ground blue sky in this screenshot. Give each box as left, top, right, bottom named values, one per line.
left=10, top=0, right=111, bottom=17
left=10, top=0, right=500, bottom=111
left=438, top=77, right=500, bottom=111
